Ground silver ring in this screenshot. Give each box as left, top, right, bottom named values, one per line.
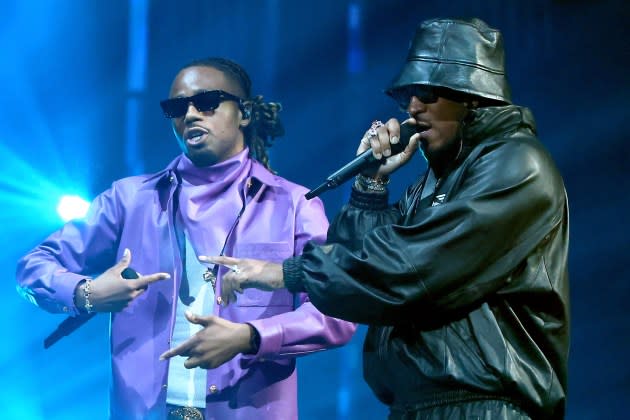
left=230, top=265, right=240, bottom=273
left=366, top=120, right=384, bottom=139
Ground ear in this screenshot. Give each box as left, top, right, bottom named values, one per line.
left=239, top=103, right=252, bottom=127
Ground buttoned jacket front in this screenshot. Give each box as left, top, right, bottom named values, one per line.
left=17, top=153, right=356, bottom=419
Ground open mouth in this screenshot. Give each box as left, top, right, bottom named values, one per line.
left=186, top=132, right=206, bottom=146
left=185, top=127, right=208, bottom=146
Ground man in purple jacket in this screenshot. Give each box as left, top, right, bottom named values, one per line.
left=16, top=57, right=355, bottom=420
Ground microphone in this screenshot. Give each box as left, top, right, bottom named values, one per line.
left=305, top=121, right=421, bottom=199
left=43, top=267, right=139, bottom=349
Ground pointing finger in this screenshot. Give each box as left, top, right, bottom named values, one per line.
left=131, top=272, right=171, bottom=289
left=159, top=339, right=194, bottom=361
left=199, top=255, right=238, bottom=266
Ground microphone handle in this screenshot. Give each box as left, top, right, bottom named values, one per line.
left=325, top=149, right=380, bottom=187
left=326, top=137, right=412, bottom=187
left=305, top=121, right=419, bottom=200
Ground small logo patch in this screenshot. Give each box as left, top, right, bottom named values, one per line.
left=431, top=194, right=446, bottom=206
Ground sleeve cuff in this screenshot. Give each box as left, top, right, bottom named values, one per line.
left=243, top=323, right=260, bottom=355
left=349, top=185, right=389, bottom=210
left=242, top=317, right=284, bottom=361
left=283, top=257, right=306, bottom=293
left=55, top=273, right=91, bottom=316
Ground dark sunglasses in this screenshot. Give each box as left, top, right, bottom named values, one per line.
left=389, top=84, right=439, bottom=110
left=160, top=90, right=244, bottom=118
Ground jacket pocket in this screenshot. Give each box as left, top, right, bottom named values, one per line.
left=234, top=242, right=294, bottom=307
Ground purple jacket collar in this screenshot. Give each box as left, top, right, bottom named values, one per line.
left=143, top=150, right=283, bottom=190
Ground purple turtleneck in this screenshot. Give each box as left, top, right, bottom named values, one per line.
left=176, top=148, right=252, bottom=259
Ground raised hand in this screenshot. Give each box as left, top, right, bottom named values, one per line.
left=358, top=117, right=420, bottom=179
left=75, top=248, right=171, bottom=312
left=159, top=311, right=253, bottom=369
left=198, top=255, right=284, bottom=306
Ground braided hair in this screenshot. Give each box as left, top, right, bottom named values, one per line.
left=179, top=57, right=284, bottom=171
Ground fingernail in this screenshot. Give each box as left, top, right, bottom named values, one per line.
left=383, top=149, right=391, bottom=157
left=391, top=136, right=399, bottom=144
left=163, top=273, right=171, bottom=279
left=124, top=248, right=130, bottom=257
left=374, top=153, right=382, bottom=159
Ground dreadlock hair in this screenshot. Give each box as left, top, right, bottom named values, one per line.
left=179, top=57, right=284, bottom=171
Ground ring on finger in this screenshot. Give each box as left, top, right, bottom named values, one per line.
left=366, top=120, right=384, bottom=139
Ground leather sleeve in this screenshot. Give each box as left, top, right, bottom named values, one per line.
left=293, top=138, right=567, bottom=327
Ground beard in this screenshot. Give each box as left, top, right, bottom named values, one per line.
left=421, top=136, right=463, bottom=177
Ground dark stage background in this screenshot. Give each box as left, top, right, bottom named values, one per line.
left=1, top=0, right=628, bottom=418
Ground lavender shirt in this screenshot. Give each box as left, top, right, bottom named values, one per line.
left=17, top=150, right=356, bottom=419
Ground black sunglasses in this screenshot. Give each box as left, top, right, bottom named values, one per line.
left=160, top=90, right=244, bottom=118
left=389, top=84, right=439, bottom=110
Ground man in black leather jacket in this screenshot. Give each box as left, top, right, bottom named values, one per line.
left=207, top=18, right=569, bottom=419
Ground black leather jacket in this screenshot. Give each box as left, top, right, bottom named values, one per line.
left=284, top=105, right=569, bottom=418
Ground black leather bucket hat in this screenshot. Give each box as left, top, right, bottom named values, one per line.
left=386, top=18, right=512, bottom=104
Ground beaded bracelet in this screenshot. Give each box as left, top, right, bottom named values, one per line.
left=83, top=279, right=94, bottom=313
left=355, top=174, right=390, bottom=193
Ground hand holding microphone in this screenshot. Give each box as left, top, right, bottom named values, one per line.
left=44, top=250, right=171, bottom=349
left=357, top=118, right=421, bottom=180
left=305, top=118, right=421, bottom=199
left=74, top=249, right=171, bottom=313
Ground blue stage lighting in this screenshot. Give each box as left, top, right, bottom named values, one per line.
left=56, top=195, right=90, bottom=222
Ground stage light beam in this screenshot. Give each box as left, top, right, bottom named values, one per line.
left=56, top=195, right=90, bottom=222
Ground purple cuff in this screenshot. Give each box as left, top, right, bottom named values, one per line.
left=245, top=317, right=285, bottom=359
left=53, top=273, right=91, bottom=316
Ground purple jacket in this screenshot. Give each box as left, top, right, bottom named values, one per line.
left=16, top=153, right=356, bottom=419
